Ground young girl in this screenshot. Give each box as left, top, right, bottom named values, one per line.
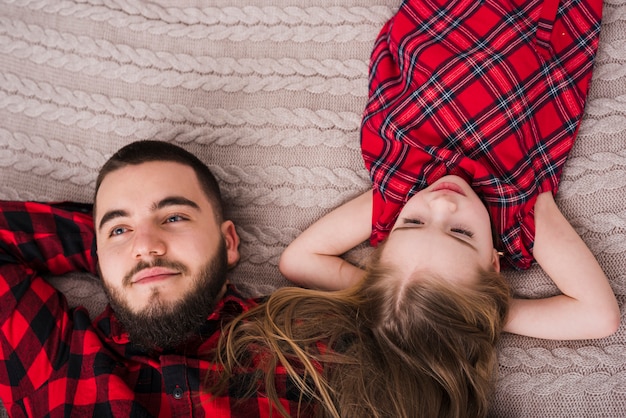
left=211, top=0, right=619, bottom=416
left=279, top=0, right=620, bottom=341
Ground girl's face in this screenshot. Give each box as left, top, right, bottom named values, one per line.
left=381, top=175, right=499, bottom=284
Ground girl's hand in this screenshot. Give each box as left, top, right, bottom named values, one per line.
left=279, top=190, right=372, bottom=290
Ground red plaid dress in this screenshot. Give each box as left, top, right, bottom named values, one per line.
left=361, top=0, right=603, bottom=269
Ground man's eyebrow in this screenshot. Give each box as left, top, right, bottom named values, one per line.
left=97, top=196, right=201, bottom=232
left=392, top=226, right=477, bottom=252
left=154, top=196, right=200, bottom=211
left=98, top=209, right=129, bottom=232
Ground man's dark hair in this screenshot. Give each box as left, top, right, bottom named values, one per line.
left=94, top=140, right=224, bottom=221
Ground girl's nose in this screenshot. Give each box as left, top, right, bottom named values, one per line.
left=429, top=195, right=458, bottom=213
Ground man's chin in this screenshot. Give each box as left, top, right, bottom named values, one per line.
left=111, top=293, right=215, bottom=351
left=129, top=291, right=182, bottom=314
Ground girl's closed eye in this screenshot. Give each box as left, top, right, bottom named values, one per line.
left=403, top=218, right=424, bottom=225
left=451, top=226, right=474, bottom=238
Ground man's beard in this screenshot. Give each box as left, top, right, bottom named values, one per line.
left=102, top=241, right=228, bottom=351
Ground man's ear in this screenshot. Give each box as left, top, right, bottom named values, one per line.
left=221, top=220, right=240, bottom=268
left=491, top=249, right=501, bottom=273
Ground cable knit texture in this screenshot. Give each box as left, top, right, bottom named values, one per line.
left=0, top=1, right=625, bottom=416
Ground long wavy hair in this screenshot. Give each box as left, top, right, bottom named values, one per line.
left=209, top=248, right=510, bottom=417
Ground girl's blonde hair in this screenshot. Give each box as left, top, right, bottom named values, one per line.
left=208, top=249, right=510, bottom=417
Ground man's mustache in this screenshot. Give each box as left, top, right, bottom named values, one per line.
left=123, top=258, right=189, bottom=286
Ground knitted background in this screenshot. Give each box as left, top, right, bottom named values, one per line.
left=0, top=1, right=625, bottom=416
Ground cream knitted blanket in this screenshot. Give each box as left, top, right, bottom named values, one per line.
left=1, top=1, right=625, bottom=416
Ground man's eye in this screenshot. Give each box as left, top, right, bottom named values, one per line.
left=451, top=227, right=474, bottom=238
left=165, top=215, right=185, bottom=223
left=110, top=227, right=127, bottom=237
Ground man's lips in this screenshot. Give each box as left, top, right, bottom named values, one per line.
left=131, top=267, right=180, bottom=284
left=431, top=182, right=466, bottom=196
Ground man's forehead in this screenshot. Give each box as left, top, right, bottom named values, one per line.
left=98, top=162, right=198, bottom=192
left=94, top=161, right=205, bottom=216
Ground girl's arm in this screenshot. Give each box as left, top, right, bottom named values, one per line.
left=504, top=192, right=620, bottom=339
left=279, top=190, right=373, bottom=290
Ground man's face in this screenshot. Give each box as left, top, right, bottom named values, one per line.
left=94, top=161, right=239, bottom=348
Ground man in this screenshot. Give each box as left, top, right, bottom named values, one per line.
left=0, top=140, right=314, bottom=417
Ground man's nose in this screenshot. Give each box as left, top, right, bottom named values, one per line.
left=132, top=227, right=166, bottom=258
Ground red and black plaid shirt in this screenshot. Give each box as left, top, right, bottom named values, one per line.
left=362, top=0, right=602, bottom=269
left=0, top=201, right=315, bottom=417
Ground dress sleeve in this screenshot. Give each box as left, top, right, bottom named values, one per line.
left=0, top=200, right=96, bottom=401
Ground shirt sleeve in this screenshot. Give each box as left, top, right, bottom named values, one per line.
left=0, top=200, right=96, bottom=402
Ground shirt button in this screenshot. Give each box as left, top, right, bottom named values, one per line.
left=173, top=387, right=184, bottom=399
